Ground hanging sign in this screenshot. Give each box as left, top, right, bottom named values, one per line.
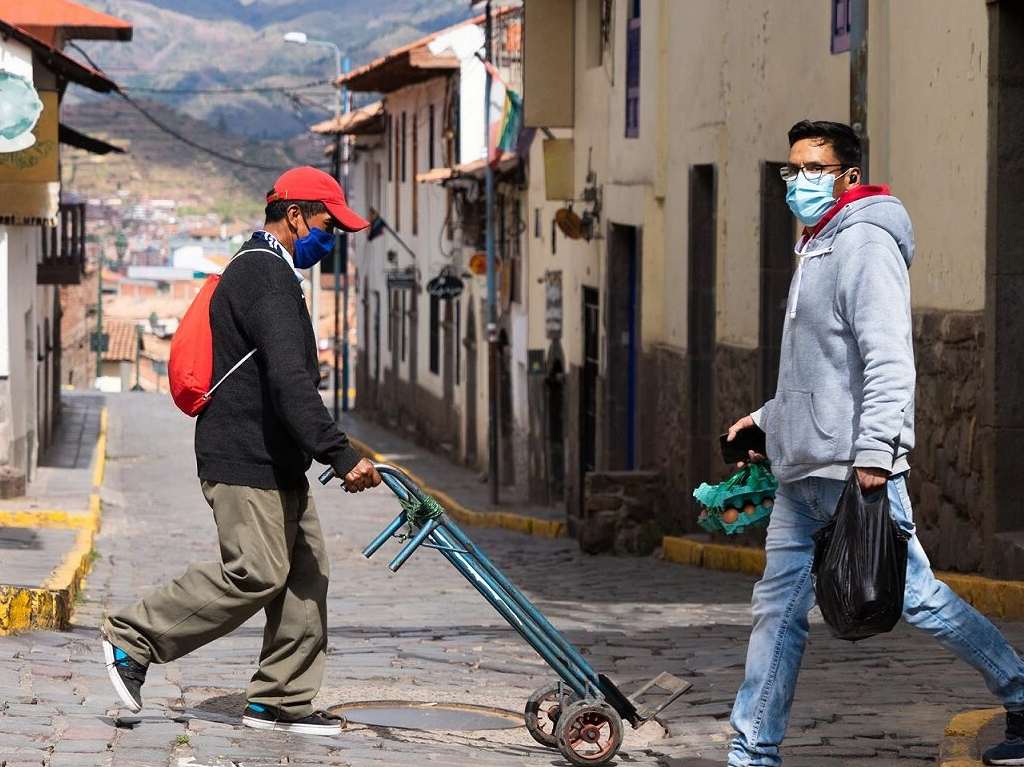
left=544, top=270, right=563, bottom=340
left=426, top=271, right=464, bottom=299
left=386, top=269, right=417, bottom=291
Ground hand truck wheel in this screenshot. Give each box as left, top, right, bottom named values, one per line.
left=524, top=681, right=578, bottom=748
left=555, top=699, right=624, bottom=766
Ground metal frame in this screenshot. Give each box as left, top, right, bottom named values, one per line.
left=319, top=464, right=691, bottom=727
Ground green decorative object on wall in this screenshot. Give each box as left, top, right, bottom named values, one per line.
left=0, top=71, right=43, bottom=151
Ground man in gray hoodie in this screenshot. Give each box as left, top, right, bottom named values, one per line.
left=726, top=120, right=1024, bottom=767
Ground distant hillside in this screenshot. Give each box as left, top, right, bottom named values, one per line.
left=72, top=0, right=475, bottom=139
left=61, top=95, right=324, bottom=218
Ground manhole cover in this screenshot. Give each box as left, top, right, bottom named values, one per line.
left=330, top=701, right=523, bottom=731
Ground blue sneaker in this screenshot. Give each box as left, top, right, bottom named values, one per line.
left=984, top=711, right=1024, bottom=765
left=102, top=639, right=147, bottom=712
left=242, top=703, right=345, bottom=736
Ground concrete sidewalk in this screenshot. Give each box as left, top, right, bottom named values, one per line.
left=0, top=392, right=105, bottom=634
left=340, top=411, right=567, bottom=537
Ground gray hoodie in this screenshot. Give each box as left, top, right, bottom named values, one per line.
left=752, top=193, right=916, bottom=485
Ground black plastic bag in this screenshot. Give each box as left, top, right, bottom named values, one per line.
left=811, top=474, right=910, bottom=641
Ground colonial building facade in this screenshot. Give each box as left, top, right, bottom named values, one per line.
left=333, top=0, right=1024, bottom=577
left=0, top=2, right=130, bottom=493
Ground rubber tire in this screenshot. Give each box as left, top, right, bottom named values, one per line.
left=556, top=700, right=624, bottom=766
left=524, top=682, right=577, bottom=748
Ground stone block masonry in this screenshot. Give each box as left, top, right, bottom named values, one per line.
left=908, top=310, right=985, bottom=572
left=581, top=470, right=664, bottom=555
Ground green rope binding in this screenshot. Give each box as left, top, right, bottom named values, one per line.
left=399, top=493, right=446, bottom=527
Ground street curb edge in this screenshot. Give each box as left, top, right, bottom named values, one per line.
left=661, top=534, right=1024, bottom=621
left=937, top=707, right=1001, bottom=767
left=0, top=407, right=107, bottom=635
left=347, top=435, right=566, bottom=539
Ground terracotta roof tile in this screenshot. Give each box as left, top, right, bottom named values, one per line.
left=102, top=319, right=138, bottom=362
left=0, top=0, right=132, bottom=42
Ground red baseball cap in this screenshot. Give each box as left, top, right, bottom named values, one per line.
left=266, top=166, right=370, bottom=232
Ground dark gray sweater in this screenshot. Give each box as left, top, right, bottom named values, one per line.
left=195, top=236, right=361, bottom=489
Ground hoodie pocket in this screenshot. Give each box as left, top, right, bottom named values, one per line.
left=767, top=390, right=837, bottom=466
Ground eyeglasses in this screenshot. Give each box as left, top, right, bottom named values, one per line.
left=779, top=163, right=849, bottom=183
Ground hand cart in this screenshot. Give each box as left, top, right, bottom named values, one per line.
left=320, top=463, right=691, bottom=765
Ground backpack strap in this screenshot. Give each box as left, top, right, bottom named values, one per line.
left=201, top=246, right=280, bottom=399
left=204, top=348, right=257, bottom=400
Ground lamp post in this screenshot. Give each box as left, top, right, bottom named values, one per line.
left=284, top=31, right=344, bottom=364
left=339, top=57, right=352, bottom=416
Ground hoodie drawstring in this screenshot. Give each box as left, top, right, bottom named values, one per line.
left=789, top=244, right=832, bottom=319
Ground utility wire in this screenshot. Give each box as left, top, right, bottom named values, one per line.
left=123, top=79, right=333, bottom=95
left=115, top=90, right=286, bottom=171
left=67, top=42, right=321, bottom=173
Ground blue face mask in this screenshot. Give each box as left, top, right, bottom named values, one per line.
left=786, top=171, right=842, bottom=227
left=293, top=221, right=335, bottom=269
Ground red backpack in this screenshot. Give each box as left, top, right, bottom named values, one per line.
left=168, top=248, right=272, bottom=416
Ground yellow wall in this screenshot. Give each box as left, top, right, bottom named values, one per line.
left=870, top=0, right=987, bottom=311
left=526, top=0, right=990, bottom=369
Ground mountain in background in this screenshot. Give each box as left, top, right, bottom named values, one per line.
left=72, top=0, right=475, bottom=139
left=61, top=96, right=320, bottom=220
left=58, top=0, right=479, bottom=213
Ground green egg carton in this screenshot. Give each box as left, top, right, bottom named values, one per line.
left=694, top=463, right=779, bottom=536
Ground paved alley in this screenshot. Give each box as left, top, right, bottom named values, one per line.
left=0, top=393, right=1021, bottom=767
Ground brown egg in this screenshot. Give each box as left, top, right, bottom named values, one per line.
left=722, top=508, right=739, bottom=524
left=762, top=498, right=774, bottom=509
left=743, top=502, right=756, bottom=516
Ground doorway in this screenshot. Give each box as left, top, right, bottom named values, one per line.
left=580, top=287, right=600, bottom=482
left=442, top=298, right=455, bottom=431
left=372, top=290, right=381, bottom=387
left=545, top=346, right=566, bottom=502
left=606, top=224, right=640, bottom=469
left=498, top=328, right=514, bottom=485
left=465, top=299, right=478, bottom=465
left=987, top=1, right=1024, bottom=534
left=688, top=164, right=717, bottom=494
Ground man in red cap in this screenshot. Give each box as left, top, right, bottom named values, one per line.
left=101, top=167, right=381, bottom=737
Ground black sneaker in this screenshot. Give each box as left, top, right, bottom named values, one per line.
left=984, top=710, right=1024, bottom=765
left=242, top=704, right=345, bottom=736
left=102, top=639, right=147, bottom=712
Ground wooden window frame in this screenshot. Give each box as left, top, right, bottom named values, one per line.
left=625, top=0, right=641, bottom=138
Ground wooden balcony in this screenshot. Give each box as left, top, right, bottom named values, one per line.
left=38, top=203, right=86, bottom=285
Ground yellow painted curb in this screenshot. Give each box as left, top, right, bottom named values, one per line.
left=0, top=509, right=94, bottom=529
left=662, top=533, right=1024, bottom=621
left=0, top=406, right=107, bottom=635
left=938, top=707, right=1002, bottom=767
left=347, top=435, right=566, bottom=539
left=92, top=406, right=108, bottom=489
left=662, top=536, right=766, bottom=577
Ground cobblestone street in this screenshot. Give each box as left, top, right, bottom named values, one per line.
left=0, top=393, right=1021, bottom=766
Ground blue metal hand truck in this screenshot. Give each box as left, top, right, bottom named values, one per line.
left=320, top=463, right=691, bottom=765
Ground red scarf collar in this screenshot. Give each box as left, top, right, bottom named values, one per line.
left=804, top=184, right=891, bottom=239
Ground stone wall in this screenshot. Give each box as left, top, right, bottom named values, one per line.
left=580, top=470, right=664, bottom=555
left=637, top=345, right=691, bottom=534
left=907, top=310, right=985, bottom=572
left=712, top=344, right=761, bottom=477
left=360, top=367, right=461, bottom=460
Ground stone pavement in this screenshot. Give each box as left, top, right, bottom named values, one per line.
left=0, top=392, right=103, bottom=516
left=0, top=392, right=1022, bottom=766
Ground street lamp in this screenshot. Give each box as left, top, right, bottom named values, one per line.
left=284, top=31, right=351, bottom=418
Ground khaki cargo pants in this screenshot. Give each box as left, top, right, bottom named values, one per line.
left=103, top=480, right=328, bottom=718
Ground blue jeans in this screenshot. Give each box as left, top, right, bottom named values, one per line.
left=728, top=474, right=1024, bottom=766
